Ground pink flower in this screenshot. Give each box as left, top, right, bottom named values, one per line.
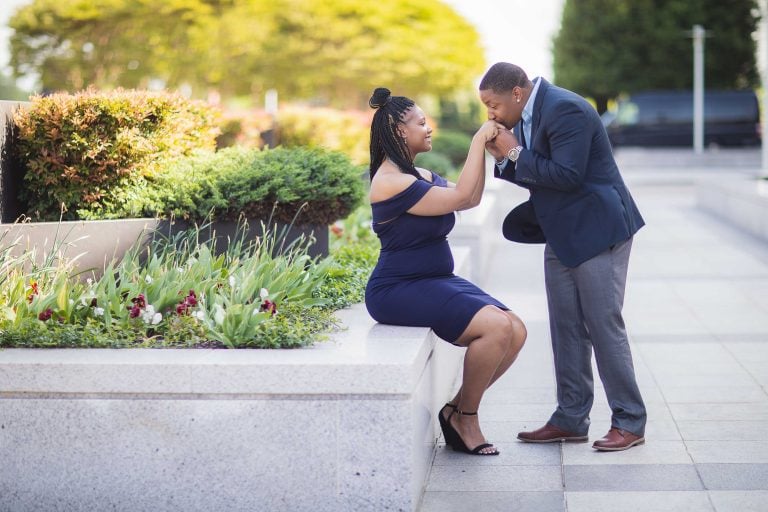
left=38, top=308, right=53, bottom=321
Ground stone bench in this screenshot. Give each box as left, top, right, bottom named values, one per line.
left=0, top=248, right=472, bottom=512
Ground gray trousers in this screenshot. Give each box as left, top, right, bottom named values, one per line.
left=544, top=237, right=646, bottom=436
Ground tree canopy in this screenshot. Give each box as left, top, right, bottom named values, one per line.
left=8, top=0, right=485, bottom=107
left=552, top=0, right=760, bottom=113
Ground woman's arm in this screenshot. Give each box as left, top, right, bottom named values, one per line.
left=406, top=121, right=499, bottom=216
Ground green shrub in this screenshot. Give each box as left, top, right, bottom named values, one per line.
left=14, top=88, right=220, bottom=221
left=278, top=106, right=371, bottom=164
left=144, top=146, right=366, bottom=225
left=322, top=205, right=378, bottom=309
left=414, top=151, right=455, bottom=178
left=430, top=129, right=472, bottom=166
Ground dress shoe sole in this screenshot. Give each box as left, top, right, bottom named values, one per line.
left=592, top=437, right=645, bottom=451
left=517, top=435, right=589, bottom=443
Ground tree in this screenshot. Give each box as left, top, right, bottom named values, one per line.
left=0, top=73, right=29, bottom=101
left=552, top=0, right=760, bottom=114
left=8, top=0, right=484, bottom=107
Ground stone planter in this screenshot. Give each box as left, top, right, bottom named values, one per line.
left=157, top=217, right=329, bottom=259
left=0, top=217, right=328, bottom=278
left=0, top=248, right=472, bottom=512
left=0, top=218, right=157, bottom=277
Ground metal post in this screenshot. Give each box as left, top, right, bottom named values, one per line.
left=692, top=24, right=705, bottom=154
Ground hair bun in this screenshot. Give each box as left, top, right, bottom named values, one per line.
left=369, top=87, right=391, bottom=109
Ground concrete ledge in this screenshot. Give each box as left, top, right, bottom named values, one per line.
left=0, top=249, right=471, bottom=512
left=695, top=178, right=768, bottom=242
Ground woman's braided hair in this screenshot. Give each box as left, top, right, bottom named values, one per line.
left=368, top=87, right=422, bottom=181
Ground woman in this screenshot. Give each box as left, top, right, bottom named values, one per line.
left=364, top=88, right=527, bottom=456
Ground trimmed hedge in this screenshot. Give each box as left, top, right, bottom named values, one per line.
left=139, top=146, right=366, bottom=226
left=14, top=88, right=220, bottom=220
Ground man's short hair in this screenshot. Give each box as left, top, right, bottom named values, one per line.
left=479, top=62, right=531, bottom=93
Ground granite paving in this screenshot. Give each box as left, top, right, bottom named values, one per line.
left=420, top=149, right=768, bottom=512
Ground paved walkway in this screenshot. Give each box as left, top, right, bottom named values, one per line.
left=420, top=157, right=768, bottom=512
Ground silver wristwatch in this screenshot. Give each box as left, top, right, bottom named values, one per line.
left=507, top=145, right=524, bottom=162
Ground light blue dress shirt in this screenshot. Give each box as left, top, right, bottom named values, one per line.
left=496, top=77, right=541, bottom=169
left=521, top=76, right=541, bottom=149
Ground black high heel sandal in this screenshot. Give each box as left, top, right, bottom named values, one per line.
left=438, top=403, right=458, bottom=446
left=447, top=410, right=500, bottom=456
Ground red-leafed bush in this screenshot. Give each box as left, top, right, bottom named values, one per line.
left=14, top=88, right=220, bottom=220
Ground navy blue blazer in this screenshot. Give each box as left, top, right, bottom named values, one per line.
left=496, top=79, right=644, bottom=268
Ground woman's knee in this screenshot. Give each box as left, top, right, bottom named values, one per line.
left=487, top=309, right=522, bottom=350
left=505, top=311, right=527, bottom=350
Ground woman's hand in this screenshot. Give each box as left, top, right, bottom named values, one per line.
left=475, top=120, right=506, bottom=143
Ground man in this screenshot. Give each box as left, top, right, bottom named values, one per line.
left=479, top=62, right=646, bottom=451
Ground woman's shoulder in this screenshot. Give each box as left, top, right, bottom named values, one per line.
left=370, top=166, right=423, bottom=204
left=415, top=167, right=434, bottom=182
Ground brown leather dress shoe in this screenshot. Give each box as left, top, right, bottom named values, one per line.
left=592, top=428, right=645, bottom=451
left=517, top=423, right=589, bottom=443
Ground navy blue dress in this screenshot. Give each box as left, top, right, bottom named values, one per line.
left=365, top=172, right=508, bottom=344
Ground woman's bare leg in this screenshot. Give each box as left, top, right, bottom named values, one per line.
left=446, top=310, right=527, bottom=406
left=444, top=307, right=526, bottom=454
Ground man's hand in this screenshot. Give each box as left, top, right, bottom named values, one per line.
left=486, top=129, right=520, bottom=161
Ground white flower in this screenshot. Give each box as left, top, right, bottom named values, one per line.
left=193, top=310, right=205, bottom=320
left=213, top=305, right=225, bottom=325
left=141, top=304, right=159, bottom=324
left=229, top=276, right=236, bottom=287
left=86, top=278, right=93, bottom=287
left=145, top=275, right=153, bottom=284
left=68, top=299, right=74, bottom=306
left=177, top=267, right=184, bottom=273
left=93, top=307, right=104, bottom=317
left=260, top=288, right=269, bottom=300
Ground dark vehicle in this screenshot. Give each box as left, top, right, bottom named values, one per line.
left=602, top=90, right=760, bottom=147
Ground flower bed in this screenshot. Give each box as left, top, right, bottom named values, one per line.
left=0, top=215, right=376, bottom=349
